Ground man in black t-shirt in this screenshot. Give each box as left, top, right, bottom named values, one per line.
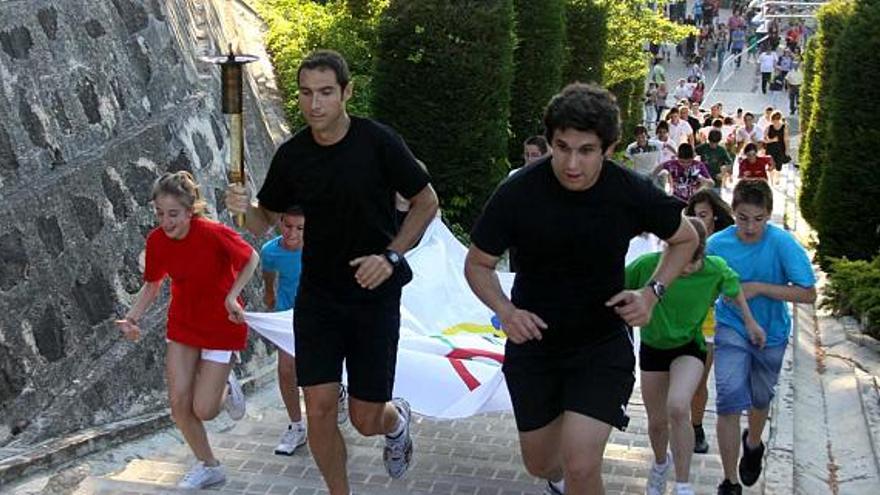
left=464, top=83, right=698, bottom=494
left=225, top=50, right=438, bottom=495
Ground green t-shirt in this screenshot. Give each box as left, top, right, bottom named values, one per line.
left=695, top=143, right=732, bottom=188
left=625, top=253, right=741, bottom=350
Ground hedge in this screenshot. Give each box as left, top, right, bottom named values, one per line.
left=798, top=36, right=817, bottom=137
left=562, top=0, right=608, bottom=85
left=822, top=254, right=880, bottom=340
left=815, top=0, right=880, bottom=263
left=508, top=0, right=566, bottom=165
left=257, top=0, right=385, bottom=128
left=371, top=0, right=515, bottom=230
left=798, top=1, right=853, bottom=229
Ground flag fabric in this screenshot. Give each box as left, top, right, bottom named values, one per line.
left=244, top=218, right=656, bottom=419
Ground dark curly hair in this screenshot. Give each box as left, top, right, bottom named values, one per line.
left=543, top=83, right=620, bottom=152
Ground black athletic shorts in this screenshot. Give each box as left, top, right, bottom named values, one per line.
left=639, top=339, right=707, bottom=372
left=293, top=285, right=400, bottom=403
left=502, top=329, right=636, bottom=432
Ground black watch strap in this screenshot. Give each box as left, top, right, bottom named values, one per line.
left=384, top=249, right=402, bottom=267
left=647, top=279, right=666, bottom=300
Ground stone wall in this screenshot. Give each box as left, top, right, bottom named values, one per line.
left=0, top=0, right=287, bottom=446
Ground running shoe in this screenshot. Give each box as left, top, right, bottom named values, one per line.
left=646, top=453, right=673, bottom=495
left=274, top=422, right=307, bottom=456
left=177, top=461, right=226, bottom=489
left=383, top=398, right=413, bottom=479
left=338, top=384, right=349, bottom=425
left=545, top=479, right=565, bottom=494
left=674, top=482, right=695, bottom=495
left=716, top=479, right=742, bottom=495
left=738, top=429, right=765, bottom=486
left=694, top=424, right=710, bottom=454
left=223, top=371, right=246, bottom=421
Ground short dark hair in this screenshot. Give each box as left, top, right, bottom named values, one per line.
left=744, top=112, right=755, bottom=119
left=686, top=189, right=734, bottom=232
left=656, top=120, right=669, bottom=132
left=712, top=118, right=723, bottom=128
left=708, top=129, right=723, bottom=143
left=678, top=142, right=695, bottom=159
left=283, top=205, right=305, bottom=218
left=524, top=135, right=549, bottom=154
left=743, top=142, right=758, bottom=154
left=732, top=179, right=773, bottom=213
left=634, top=125, right=648, bottom=136
left=543, top=83, right=620, bottom=151
left=298, top=50, right=351, bottom=89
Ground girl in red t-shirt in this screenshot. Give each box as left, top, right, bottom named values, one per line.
left=737, top=143, right=774, bottom=180
left=115, top=172, right=258, bottom=489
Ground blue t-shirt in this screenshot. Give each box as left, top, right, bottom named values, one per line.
left=707, top=223, right=815, bottom=347
left=260, top=237, right=303, bottom=311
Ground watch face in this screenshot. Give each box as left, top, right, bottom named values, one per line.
left=386, top=251, right=400, bottom=264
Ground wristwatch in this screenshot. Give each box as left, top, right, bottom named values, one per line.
left=647, top=279, right=666, bottom=301
left=383, top=249, right=402, bottom=268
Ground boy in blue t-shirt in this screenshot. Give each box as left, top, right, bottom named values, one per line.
left=261, top=206, right=306, bottom=455
left=706, top=180, right=816, bottom=495
left=262, top=207, right=348, bottom=455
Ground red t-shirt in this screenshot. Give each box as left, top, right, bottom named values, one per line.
left=144, top=217, right=253, bottom=350
left=739, top=156, right=773, bottom=179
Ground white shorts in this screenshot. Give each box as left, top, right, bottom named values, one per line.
left=166, top=339, right=236, bottom=364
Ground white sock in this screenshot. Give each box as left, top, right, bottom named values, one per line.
left=290, top=419, right=304, bottom=429
left=655, top=455, right=670, bottom=468
left=386, top=410, right=405, bottom=438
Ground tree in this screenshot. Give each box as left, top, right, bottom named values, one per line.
left=815, top=0, right=880, bottom=263
left=372, top=0, right=515, bottom=229
left=562, top=0, right=608, bottom=85
left=798, top=36, right=818, bottom=137
left=798, top=0, right=854, bottom=229
left=508, top=0, right=566, bottom=165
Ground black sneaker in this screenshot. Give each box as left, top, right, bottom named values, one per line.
left=717, top=479, right=742, bottom=495
left=738, top=429, right=765, bottom=486
left=693, top=424, right=709, bottom=454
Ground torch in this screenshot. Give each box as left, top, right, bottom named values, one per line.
left=206, top=46, right=258, bottom=228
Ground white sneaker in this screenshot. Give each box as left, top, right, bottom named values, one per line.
left=337, top=385, right=349, bottom=425
left=383, top=398, right=413, bottom=479
left=646, top=453, right=673, bottom=495
left=224, top=372, right=246, bottom=420
left=674, top=482, right=695, bottom=495
left=274, top=422, right=307, bottom=456
left=177, top=461, right=226, bottom=489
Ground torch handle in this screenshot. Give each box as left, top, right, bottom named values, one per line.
left=228, top=114, right=246, bottom=228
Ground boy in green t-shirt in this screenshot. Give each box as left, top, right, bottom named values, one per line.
left=625, top=218, right=763, bottom=495
left=695, top=129, right=733, bottom=190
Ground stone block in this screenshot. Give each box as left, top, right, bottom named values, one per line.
left=36, top=215, right=64, bottom=258
left=0, top=26, right=33, bottom=60
left=84, top=20, right=106, bottom=39
left=102, top=167, right=131, bottom=221
left=72, top=266, right=114, bottom=326
left=111, top=0, right=149, bottom=35
left=37, top=7, right=58, bottom=41
left=76, top=78, right=102, bottom=125
left=71, top=196, right=103, bottom=240
left=34, top=305, right=65, bottom=362
left=0, top=229, right=28, bottom=291
left=51, top=92, right=72, bottom=134
left=18, top=92, right=49, bottom=148
left=166, top=149, right=192, bottom=174
left=191, top=131, right=213, bottom=169
left=0, top=124, right=18, bottom=174
left=0, top=344, right=26, bottom=403
left=125, top=161, right=159, bottom=206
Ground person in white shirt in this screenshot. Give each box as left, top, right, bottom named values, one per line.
left=673, top=78, right=692, bottom=102
left=785, top=64, right=804, bottom=115
left=666, top=106, right=695, bottom=147
left=735, top=112, right=765, bottom=154
left=756, top=106, right=774, bottom=132
left=758, top=48, right=778, bottom=94
left=625, top=125, right=665, bottom=176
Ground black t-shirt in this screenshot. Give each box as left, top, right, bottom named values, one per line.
left=470, top=158, right=684, bottom=348
left=257, top=117, right=430, bottom=301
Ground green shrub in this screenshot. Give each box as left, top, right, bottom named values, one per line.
left=371, top=0, right=515, bottom=230
left=815, top=0, right=880, bottom=264
left=257, top=0, right=386, bottom=127
left=798, top=0, right=854, bottom=229
left=508, top=0, right=566, bottom=165
left=562, top=0, right=607, bottom=85
left=823, top=255, right=880, bottom=339
left=798, top=36, right=817, bottom=137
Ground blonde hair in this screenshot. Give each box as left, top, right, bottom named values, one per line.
left=151, top=171, right=208, bottom=217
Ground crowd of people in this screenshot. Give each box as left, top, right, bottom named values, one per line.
left=116, top=43, right=816, bottom=495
